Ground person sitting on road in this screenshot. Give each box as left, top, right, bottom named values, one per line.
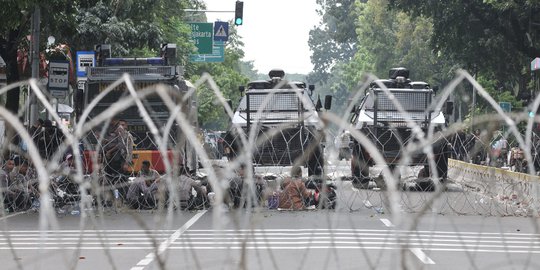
left=51, top=154, right=80, bottom=202
left=138, top=160, right=160, bottom=181
left=228, top=163, right=248, bottom=208
left=7, top=160, right=36, bottom=211
left=175, top=165, right=206, bottom=210
left=126, top=160, right=160, bottom=209
left=278, top=166, right=313, bottom=210
left=1, top=158, right=16, bottom=211
left=226, top=163, right=264, bottom=208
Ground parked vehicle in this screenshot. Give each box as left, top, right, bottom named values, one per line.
left=350, top=67, right=452, bottom=188
left=223, top=69, right=332, bottom=176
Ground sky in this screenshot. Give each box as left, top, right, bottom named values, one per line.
left=204, top=0, right=321, bottom=75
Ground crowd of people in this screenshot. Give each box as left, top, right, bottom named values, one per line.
left=0, top=116, right=329, bottom=213
left=450, top=129, right=537, bottom=173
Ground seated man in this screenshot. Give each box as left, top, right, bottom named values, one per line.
left=6, top=160, right=35, bottom=211
left=1, top=159, right=16, bottom=211
left=227, top=163, right=264, bottom=208
left=228, top=164, right=246, bottom=208
left=51, top=154, right=80, bottom=207
left=138, top=160, right=160, bottom=181
left=278, top=166, right=313, bottom=210
left=176, top=165, right=206, bottom=210
left=126, top=160, right=160, bottom=209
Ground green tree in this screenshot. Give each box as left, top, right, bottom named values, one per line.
left=0, top=0, right=205, bottom=115
left=388, top=0, right=539, bottom=96
left=351, top=0, right=457, bottom=84
left=0, top=1, right=79, bottom=114
left=310, top=0, right=459, bottom=116
left=309, top=0, right=359, bottom=83
left=72, top=0, right=204, bottom=64
left=307, top=0, right=365, bottom=118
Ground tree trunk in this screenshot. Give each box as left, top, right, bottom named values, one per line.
left=0, top=29, right=21, bottom=114
left=0, top=29, right=21, bottom=160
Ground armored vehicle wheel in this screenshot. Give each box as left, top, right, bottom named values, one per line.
left=434, top=141, right=450, bottom=181
left=307, top=146, right=324, bottom=176
left=416, top=140, right=450, bottom=186
left=351, top=141, right=371, bottom=189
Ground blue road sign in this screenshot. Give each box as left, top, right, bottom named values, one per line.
left=499, top=102, right=511, bottom=113
left=213, top=21, right=229, bottom=42
left=76, top=51, right=95, bottom=77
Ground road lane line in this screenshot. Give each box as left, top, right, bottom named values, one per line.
left=409, top=248, right=435, bottom=264
left=4, top=246, right=540, bottom=253
left=137, top=258, right=153, bottom=266
left=130, top=210, right=206, bottom=270
left=380, top=218, right=394, bottom=227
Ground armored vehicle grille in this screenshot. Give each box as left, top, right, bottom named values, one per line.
left=246, top=91, right=304, bottom=124
left=373, top=90, right=432, bottom=122
left=88, top=66, right=176, bottom=81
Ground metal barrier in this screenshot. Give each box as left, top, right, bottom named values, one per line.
left=449, top=158, right=539, bottom=216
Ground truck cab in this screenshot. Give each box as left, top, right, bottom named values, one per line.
left=77, top=44, right=197, bottom=173
left=351, top=67, right=450, bottom=188
left=224, top=69, right=331, bottom=176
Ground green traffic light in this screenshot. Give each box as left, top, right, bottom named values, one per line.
left=235, top=18, right=243, bottom=25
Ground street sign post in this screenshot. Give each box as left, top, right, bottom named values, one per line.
left=213, top=21, right=229, bottom=42
left=48, top=60, right=70, bottom=99
left=189, top=23, right=213, bottom=54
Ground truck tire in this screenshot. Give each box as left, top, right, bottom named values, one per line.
left=351, top=141, right=371, bottom=189
left=419, top=140, right=449, bottom=188
left=307, top=146, right=324, bottom=176
left=435, top=141, right=450, bottom=182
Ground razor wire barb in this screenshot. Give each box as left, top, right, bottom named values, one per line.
left=0, top=69, right=539, bottom=269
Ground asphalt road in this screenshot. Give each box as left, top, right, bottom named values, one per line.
left=1, top=180, right=539, bottom=270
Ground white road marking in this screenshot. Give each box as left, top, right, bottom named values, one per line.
left=130, top=210, right=206, bottom=270
left=3, top=226, right=540, bottom=260
left=409, top=248, right=435, bottom=264
left=380, top=218, right=394, bottom=227
left=5, top=228, right=540, bottom=236
left=1, top=246, right=540, bottom=253
left=3, top=240, right=540, bottom=248
left=377, top=218, right=434, bottom=264
left=137, top=258, right=153, bottom=266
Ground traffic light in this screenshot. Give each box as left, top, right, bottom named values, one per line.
left=234, top=1, right=243, bottom=26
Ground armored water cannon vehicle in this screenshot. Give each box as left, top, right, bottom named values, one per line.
left=350, top=67, right=452, bottom=188
left=77, top=43, right=197, bottom=173
left=224, top=69, right=332, bottom=176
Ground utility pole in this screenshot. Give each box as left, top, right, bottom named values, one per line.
left=471, top=68, right=477, bottom=131
left=29, top=6, right=40, bottom=126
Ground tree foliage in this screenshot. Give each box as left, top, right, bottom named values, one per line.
left=308, top=0, right=459, bottom=117
left=309, top=0, right=358, bottom=83
left=0, top=0, right=253, bottom=130
left=351, top=0, right=459, bottom=85
left=388, top=0, right=540, bottom=91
